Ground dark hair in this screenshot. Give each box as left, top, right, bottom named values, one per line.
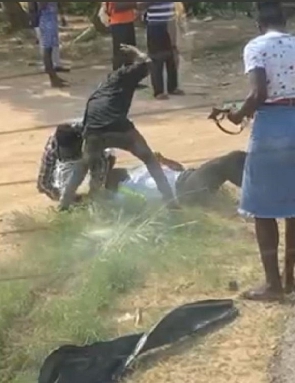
left=55, top=123, right=82, bottom=147
left=105, top=168, right=129, bottom=191
left=257, top=1, right=286, bottom=27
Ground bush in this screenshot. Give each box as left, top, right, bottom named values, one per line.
left=65, top=2, right=98, bottom=16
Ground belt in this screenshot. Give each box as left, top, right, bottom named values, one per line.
left=265, top=98, right=295, bottom=106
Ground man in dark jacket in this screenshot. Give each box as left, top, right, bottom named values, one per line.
left=82, top=43, right=178, bottom=208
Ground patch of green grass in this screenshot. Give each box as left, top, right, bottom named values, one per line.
left=0, top=191, right=257, bottom=383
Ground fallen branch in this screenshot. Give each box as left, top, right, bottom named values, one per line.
left=72, top=25, right=97, bottom=44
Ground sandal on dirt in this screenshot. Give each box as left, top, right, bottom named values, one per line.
left=169, top=89, right=185, bottom=95
left=155, top=93, right=169, bottom=100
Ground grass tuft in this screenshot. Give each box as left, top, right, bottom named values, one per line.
left=0, top=191, right=258, bottom=383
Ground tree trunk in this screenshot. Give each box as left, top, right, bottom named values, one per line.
left=2, top=1, right=29, bottom=30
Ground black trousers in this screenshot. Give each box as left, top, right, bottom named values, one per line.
left=111, top=22, right=136, bottom=70
left=175, top=152, right=246, bottom=205
left=175, top=169, right=206, bottom=205
left=147, top=22, right=178, bottom=96
left=84, top=120, right=175, bottom=203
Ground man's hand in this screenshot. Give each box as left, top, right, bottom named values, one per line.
left=120, top=44, right=142, bottom=57
left=208, top=107, right=230, bottom=122
left=209, top=107, right=244, bottom=126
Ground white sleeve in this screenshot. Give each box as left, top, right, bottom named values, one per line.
left=104, top=148, right=116, bottom=157
left=243, top=41, right=265, bottom=74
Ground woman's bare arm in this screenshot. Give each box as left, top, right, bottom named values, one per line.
left=228, top=68, right=267, bottom=124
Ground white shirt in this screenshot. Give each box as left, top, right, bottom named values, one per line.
left=117, top=165, right=181, bottom=201
left=243, top=30, right=295, bottom=101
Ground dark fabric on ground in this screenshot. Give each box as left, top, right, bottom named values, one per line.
left=38, top=299, right=238, bottom=383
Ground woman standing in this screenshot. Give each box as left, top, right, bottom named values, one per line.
left=228, top=2, right=295, bottom=301
left=38, top=2, right=68, bottom=88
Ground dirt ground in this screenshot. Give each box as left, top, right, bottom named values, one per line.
left=0, top=17, right=255, bottom=226
left=0, top=15, right=292, bottom=383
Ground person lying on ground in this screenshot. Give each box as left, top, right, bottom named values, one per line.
left=80, top=43, right=179, bottom=209
left=37, top=120, right=115, bottom=210
left=105, top=150, right=246, bottom=205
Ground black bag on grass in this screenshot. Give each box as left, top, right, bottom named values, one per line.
left=38, top=299, right=238, bottom=383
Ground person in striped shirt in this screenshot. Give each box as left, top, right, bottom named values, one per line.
left=139, top=2, right=184, bottom=99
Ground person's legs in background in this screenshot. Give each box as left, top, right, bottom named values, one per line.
left=166, top=52, right=179, bottom=94
left=147, top=22, right=182, bottom=98
left=111, top=22, right=136, bottom=70
left=52, top=46, right=70, bottom=72
left=285, top=218, right=295, bottom=293
left=39, top=12, right=68, bottom=87
left=147, top=23, right=169, bottom=99
left=150, top=56, right=167, bottom=99
left=52, top=46, right=61, bottom=69
left=37, top=27, right=69, bottom=72
left=166, top=20, right=183, bottom=95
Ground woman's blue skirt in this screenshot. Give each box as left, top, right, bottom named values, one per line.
left=240, top=105, right=295, bottom=218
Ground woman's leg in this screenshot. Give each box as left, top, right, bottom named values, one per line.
left=40, top=16, right=68, bottom=87
left=285, top=218, right=295, bottom=293
left=244, top=218, right=283, bottom=301
left=43, top=47, right=65, bottom=87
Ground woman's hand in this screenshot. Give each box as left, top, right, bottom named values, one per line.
left=227, top=110, right=244, bottom=125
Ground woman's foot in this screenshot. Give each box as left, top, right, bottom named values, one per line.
left=155, top=93, right=169, bottom=100
left=55, top=66, right=70, bottom=73
left=241, top=284, right=284, bottom=302
left=169, top=89, right=185, bottom=95
left=285, top=283, right=295, bottom=295
left=50, top=77, right=69, bottom=88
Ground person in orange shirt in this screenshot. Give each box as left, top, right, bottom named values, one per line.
left=106, top=2, right=138, bottom=70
